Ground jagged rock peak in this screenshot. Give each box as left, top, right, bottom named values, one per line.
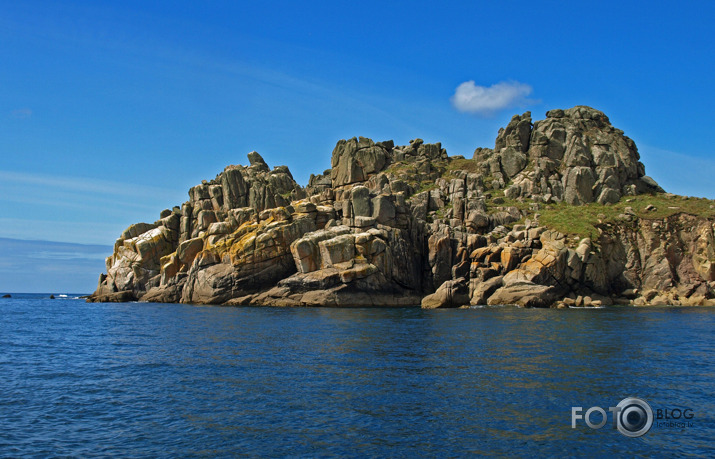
left=547, top=105, right=609, bottom=122
left=247, top=151, right=269, bottom=171
left=88, top=105, right=713, bottom=310
left=330, top=137, right=391, bottom=187
left=473, top=105, right=663, bottom=205
left=328, top=136, right=449, bottom=189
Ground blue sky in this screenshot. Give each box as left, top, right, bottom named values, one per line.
left=0, top=238, right=109, bottom=294
left=1, top=1, right=714, bottom=292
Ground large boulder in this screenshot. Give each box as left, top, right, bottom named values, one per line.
left=330, top=137, right=389, bottom=186
left=563, top=167, right=596, bottom=205
left=470, top=275, right=504, bottom=305
left=487, top=282, right=558, bottom=308
left=421, top=278, right=470, bottom=309
left=319, top=235, right=355, bottom=267
left=290, top=226, right=352, bottom=274
left=428, top=226, right=453, bottom=289
left=351, top=186, right=371, bottom=217
left=502, top=234, right=569, bottom=287
left=177, top=237, right=204, bottom=265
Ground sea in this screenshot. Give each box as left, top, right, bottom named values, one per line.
left=0, top=293, right=712, bottom=457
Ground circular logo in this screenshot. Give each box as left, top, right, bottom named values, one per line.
left=616, top=397, right=653, bottom=437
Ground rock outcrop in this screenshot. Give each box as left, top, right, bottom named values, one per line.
left=476, top=106, right=663, bottom=205
left=89, top=106, right=714, bottom=308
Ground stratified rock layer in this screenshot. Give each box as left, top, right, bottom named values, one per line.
left=89, top=106, right=714, bottom=307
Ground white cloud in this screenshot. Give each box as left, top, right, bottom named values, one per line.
left=450, top=80, right=533, bottom=115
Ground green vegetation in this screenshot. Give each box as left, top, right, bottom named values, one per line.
left=481, top=175, right=498, bottom=191
left=383, top=162, right=411, bottom=176
left=537, top=203, right=607, bottom=241
left=446, top=158, right=480, bottom=174
left=385, top=156, right=714, bottom=243
left=538, top=193, right=715, bottom=240
left=384, top=159, right=446, bottom=196
left=435, top=202, right=453, bottom=220
left=491, top=196, right=531, bottom=213
left=416, top=182, right=437, bottom=194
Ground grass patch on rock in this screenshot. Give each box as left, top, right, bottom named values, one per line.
left=446, top=158, right=480, bottom=174
left=537, top=193, right=715, bottom=240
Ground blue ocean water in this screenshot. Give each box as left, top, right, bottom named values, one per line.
left=0, top=294, right=713, bottom=457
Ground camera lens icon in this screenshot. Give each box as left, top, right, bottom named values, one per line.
left=616, top=397, right=653, bottom=437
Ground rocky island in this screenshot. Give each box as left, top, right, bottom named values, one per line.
left=89, top=106, right=715, bottom=308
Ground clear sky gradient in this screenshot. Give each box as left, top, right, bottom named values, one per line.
left=1, top=1, right=713, bottom=292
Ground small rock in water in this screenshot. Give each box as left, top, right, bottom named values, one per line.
left=2, top=294, right=10, bottom=298
left=49, top=295, right=55, bottom=299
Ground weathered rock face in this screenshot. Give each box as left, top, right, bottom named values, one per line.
left=455, top=214, right=714, bottom=308
left=604, top=214, right=715, bottom=305
left=89, top=106, right=714, bottom=308
left=480, top=106, right=663, bottom=205
left=91, top=152, right=306, bottom=303
left=421, top=278, right=470, bottom=309
left=331, top=137, right=390, bottom=187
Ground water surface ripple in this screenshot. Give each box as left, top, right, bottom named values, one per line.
left=0, top=296, right=712, bottom=457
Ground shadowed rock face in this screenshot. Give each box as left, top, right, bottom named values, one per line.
left=89, top=106, right=714, bottom=308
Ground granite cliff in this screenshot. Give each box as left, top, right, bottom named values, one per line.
left=89, top=106, right=715, bottom=307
